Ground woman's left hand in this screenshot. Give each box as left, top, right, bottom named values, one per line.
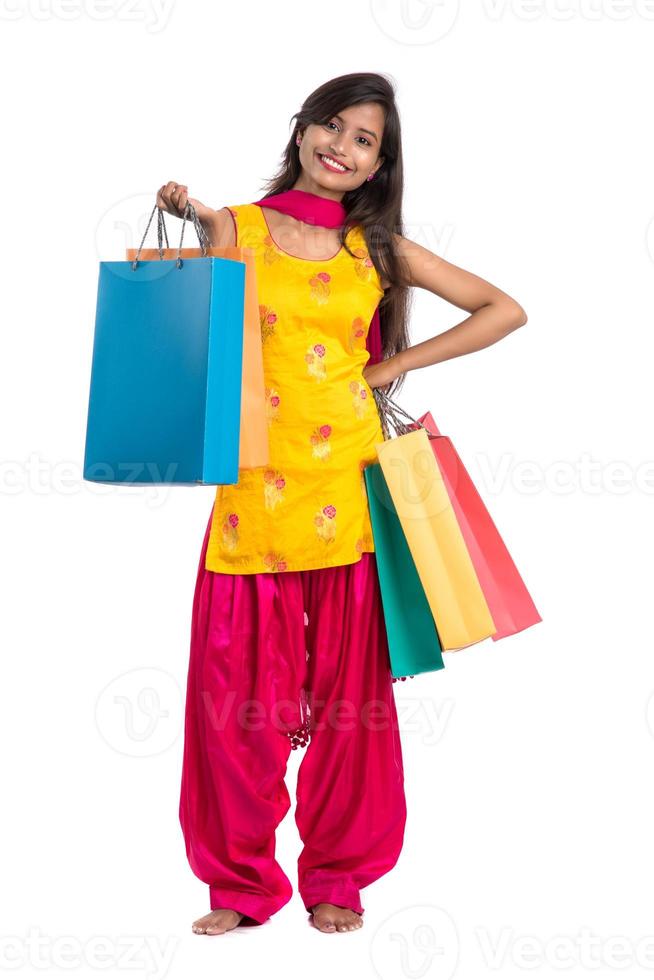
left=362, top=354, right=404, bottom=393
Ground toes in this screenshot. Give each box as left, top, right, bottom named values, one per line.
left=335, top=917, right=359, bottom=932
left=310, top=904, right=363, bottom=933
left=312, top=915, right=336, bottom=932
left=192, top=910, right=242, bottom=935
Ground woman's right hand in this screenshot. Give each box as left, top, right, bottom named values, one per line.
left=156, top=181, right=215, bottom=225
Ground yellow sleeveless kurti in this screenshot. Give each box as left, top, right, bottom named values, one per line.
left=204, top=202, right=385, bottom=574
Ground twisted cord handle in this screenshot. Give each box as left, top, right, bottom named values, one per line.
left=372, top=387, right=437, bottom=439
left=131, top=201, right=212, bottom=271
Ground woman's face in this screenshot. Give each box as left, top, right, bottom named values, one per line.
left=298, top=102, right=385, bottom=193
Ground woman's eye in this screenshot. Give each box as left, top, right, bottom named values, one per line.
left=324, top=122, right=370, bottom=146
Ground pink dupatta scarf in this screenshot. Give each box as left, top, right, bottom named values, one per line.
left=252, top=188, right=383, bottom=365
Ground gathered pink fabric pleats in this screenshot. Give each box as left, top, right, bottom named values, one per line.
left=179, top=506, right=407, bottom=923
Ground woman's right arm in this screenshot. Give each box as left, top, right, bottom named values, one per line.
left=156, top=181, right=236, bottom=247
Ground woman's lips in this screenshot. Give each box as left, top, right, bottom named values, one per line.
left=316, top=151, right=351, bottom=174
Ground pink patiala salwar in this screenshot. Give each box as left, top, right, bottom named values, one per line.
left=179, top=507, right=407, bottom=923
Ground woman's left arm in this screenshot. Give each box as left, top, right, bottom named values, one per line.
left=364, top=233, right=528, bottom=390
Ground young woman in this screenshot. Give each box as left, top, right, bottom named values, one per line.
left=157, top=71, right=527, bottom=937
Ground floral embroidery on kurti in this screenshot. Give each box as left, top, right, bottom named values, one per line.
left=263, top=468, right=286, bottom=510
left=309, top=271, right=331, bottom=304
left=265, top=387, right=280, bottom=422
left=260, top=305, right=277, bottom=343
left=352, top=247, right=376, bottom=282
left=315, top=504, right=337, bottom=544
left=305, top=342, right=327, bottom=381
left=310, top=424, right=332, bottom=460
left=348, top=379, right=369, bottom=419
left=348, top=316, right=368, bottom=353
left=221, top=511, right=239, bottom=551
left=204, top=203, right=385, bottom=575
left=263, top=551, right=288, bottom=572
left=262, top=234, right=283, bottom=266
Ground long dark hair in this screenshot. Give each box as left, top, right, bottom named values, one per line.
left=258, top=71, right=412, bottom=398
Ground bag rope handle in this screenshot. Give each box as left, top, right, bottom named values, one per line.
left=372, top=387, right=437, bottom=439
left=131, top=201, right=212, bottom=271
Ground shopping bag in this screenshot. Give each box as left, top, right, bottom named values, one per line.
left=364, top=462, right=445, bottom=679
left=125, top=207, right=268, bottom=470
left=373, top=392, right=497, bottom=652
left=414, top=410, right=542, bottom=641
left=373, top=388, right=541, bottom=647
left=84, top=204, right=246, bottom=485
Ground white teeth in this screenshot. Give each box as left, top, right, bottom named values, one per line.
left=319, top=154, right=348, bottom=172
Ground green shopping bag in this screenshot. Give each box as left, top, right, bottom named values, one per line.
left=364, top=462, right=445, bottom=678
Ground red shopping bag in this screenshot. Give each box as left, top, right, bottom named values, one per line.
left=412, top=411, right=542, bottom=641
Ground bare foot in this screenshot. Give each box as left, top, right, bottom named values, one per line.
left=310, top=903, right=363, bottom=933
left=192, top=908, right=245, bottom=935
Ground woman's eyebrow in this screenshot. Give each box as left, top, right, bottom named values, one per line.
left=333, top=113, right=378, bottom=141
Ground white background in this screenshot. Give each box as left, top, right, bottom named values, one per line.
left=2, top=1, right=653, bottom=978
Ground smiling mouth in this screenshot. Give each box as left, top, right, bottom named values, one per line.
left=316, top=152, right=352, bottom=173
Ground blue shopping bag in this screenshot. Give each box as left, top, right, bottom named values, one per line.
left=84, top=207, right=246, bottom=486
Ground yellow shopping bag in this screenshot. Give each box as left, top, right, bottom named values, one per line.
left=376, top=426, right=496, bottom=651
